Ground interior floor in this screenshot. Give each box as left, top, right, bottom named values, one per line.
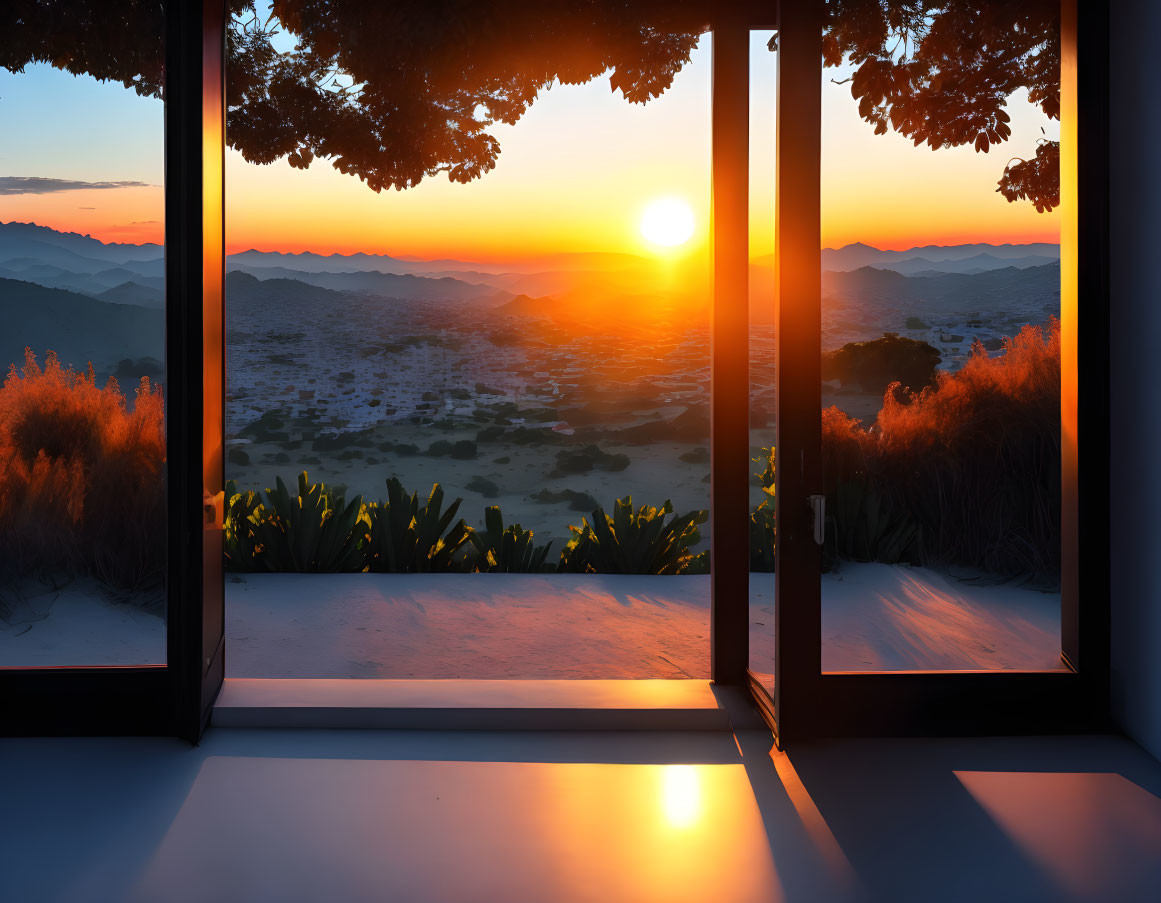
left=3, top=729, right=1159, bottom=903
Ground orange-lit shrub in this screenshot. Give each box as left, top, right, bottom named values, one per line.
left=0, top=350, right=166, bottom=598
left=823, top=320, right=1061, bottom=581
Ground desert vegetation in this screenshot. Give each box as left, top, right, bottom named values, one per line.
left=821, top=320, right=1061, bottom=583
left=0, top=349, right=166, bottom=605
left=224, top=472, right=710, bottom=575
left=822, top=332, right=941, bottom=396
left=1, top=318, right=1061, bottom=595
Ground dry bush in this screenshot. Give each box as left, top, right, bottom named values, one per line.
left=824, top=320, right=1061, bottom=582
left=0, top=350, right=166, bottom=600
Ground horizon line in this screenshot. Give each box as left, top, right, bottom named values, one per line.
left=2, top=220, right=1062, bottom=263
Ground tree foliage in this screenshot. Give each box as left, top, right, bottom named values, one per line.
left=2, top=0, right=1058, bottom=208
left=821, top=0, right=1060, bottom=211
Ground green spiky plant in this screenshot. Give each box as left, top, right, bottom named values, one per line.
left=252, top=472, right=370, bottom=572
left=749, top=447, right=777, bottom=572
left=559, top=497, right=708, bottom=575
left=364, top=477, right=474, bottom=572
left=223, top=479, right=265, bottom=571
left=469, top=505, right=553, bottom=573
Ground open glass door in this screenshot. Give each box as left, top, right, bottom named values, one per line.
left=817, top=3, right=1066, bottom=676
left=748, top=25, right=779, bottom=711
left=167, top=0, right=227, bottom=741
left=766, top=0, right=1107, bottom=741
left=0, top=0, right=226, bottom=740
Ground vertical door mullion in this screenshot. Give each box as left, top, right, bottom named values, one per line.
left=1068, top=0, right=1110, bottom=695
left=773, top=0, right=824, bottom=741
left=166, top=0, right=226, bottom=743
left=710, top=19, right=752, bottom=686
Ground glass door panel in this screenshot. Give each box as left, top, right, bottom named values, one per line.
left=817, top=3, right=1065, bottom=673
left=748, top=29, right=778, bottom=695
left=0, top=7, right=168, bottom=667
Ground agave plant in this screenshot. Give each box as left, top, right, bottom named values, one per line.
left=559, top=497, right=708, bottom=575
left=749, top=504, right=777, bottom=573
left=223, top=479, right=265, bottom=571
left=364, top=478, right=474, bottom=572
left=469, top=506, right=553, bottom=573
left=749, top=448, right=777, bottom=572
left=252, top=472, right=369, bottom=572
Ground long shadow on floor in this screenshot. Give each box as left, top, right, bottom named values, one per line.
left=765, top=733, right=1161, bottom=903
left=3, top=729, right=1159, bottom=902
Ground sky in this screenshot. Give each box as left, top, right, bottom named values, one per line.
left=0, top=30, right=1060, bottom=262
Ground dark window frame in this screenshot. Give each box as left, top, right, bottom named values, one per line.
left=2, top=0, right=1107, bottom=743
left=761, top=0, right=1110, bottom=743
left=2, top=0, right=226, bottom=741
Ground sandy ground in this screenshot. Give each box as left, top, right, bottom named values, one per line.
left=818, top=564, right=1063, bottom=671
left=1, top=565, right=1061, bottom=674
left=226, top=573, right=711, bottom=679
left=223, top=565, right=1060, bottom=678
left=0, top=579, right=165, bottom=667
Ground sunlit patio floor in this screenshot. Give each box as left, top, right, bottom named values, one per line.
left=224, top=566, right=1062, bottom=678
left=3, top=729, right=1158, bottom=903
left=0, top=566, right=1062, bottom=672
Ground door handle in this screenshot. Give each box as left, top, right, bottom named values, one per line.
left=809, top=494, right=825, bottom=546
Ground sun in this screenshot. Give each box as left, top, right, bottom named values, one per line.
left=640, top=197, right=696, bottom=248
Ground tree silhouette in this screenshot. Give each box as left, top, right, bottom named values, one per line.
left=822, top=0, right=1060, bottom=211
left=2, top=0, right=1058, bottom=209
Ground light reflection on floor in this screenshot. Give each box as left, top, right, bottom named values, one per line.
left=132, top=756, right=783, bottom=903
left=3, top=730, right=1159, bottom=903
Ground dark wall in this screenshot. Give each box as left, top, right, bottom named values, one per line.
left=1109, top=0, right=1161, bottom=760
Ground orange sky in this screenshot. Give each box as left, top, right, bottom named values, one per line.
left=2, top=33, right=1060, bottom=262
left=0, top=187, right=164, bottom=245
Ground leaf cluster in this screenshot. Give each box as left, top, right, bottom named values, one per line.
left=3, top=1, right=1059, bottom=209
left=226, top=472, right=368, bottom=572
left=559, top=496, right=707, bottom=575
left=364, top=477, right=474, bottom=572
left=749, top=447, right=777, bottom=573
left=822, top=0, right=1060, bottom=210
left=469, top=505, right=553, bottom=573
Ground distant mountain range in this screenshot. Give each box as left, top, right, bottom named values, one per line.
left=0, top=221, right=1063, bottom=372
left=823, top=262, right=1061, bottom=310
left=226, top=247, right=648, bottom=276
left=0, top=277, right=163, bottom=376
left=2, top=220, right=1063, bottom=291
left=819, top=241, right=1060, bottom=273
left=228, top=247, right=449, bottom=277
left=228, top=266, right=509, bottom=304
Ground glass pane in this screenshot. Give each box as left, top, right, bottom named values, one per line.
left=0, top=5, right=167, bottom=665
left=749, top=30, right=778, bottom=693
left=819, top=3, right=1063, bottom=672
left=223, top=7, right=712, bottom=678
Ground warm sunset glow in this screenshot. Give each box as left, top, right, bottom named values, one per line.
left=662, top=764, right=702, bottom=828
left=1, top=32, right=1063, bottom=258
left=640, top=198, right=696, bottom=248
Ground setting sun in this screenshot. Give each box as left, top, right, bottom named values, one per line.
left=640, top=198, right=696, bottom=248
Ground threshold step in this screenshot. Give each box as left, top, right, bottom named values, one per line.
left=212, top=678, right=736, bottom=731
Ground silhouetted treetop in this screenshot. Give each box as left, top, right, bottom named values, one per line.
left=1, top=0, right=165, bottom=98
left=3, top=1, right=1058, bottom=208
left=229, top=1, right=705, bottom=190
left=822, top=0, right=1060, bottom=211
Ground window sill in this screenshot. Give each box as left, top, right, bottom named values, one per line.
left=212, top=678, right=749, bottom=731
